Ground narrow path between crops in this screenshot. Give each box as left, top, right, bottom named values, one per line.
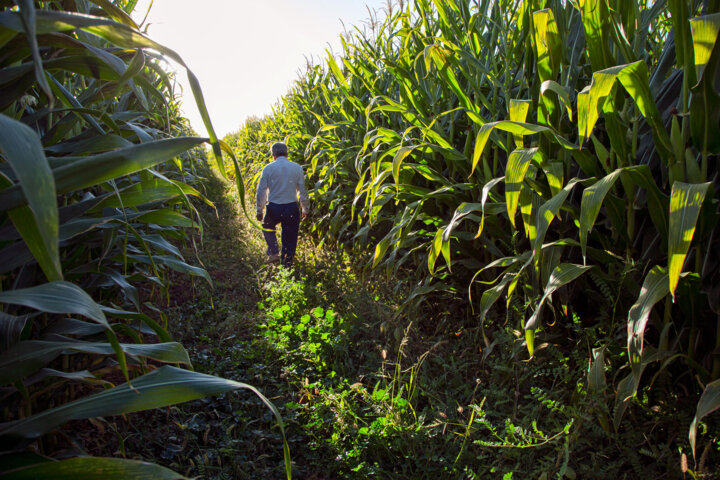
left=88, top=172, right=402, bottom=479
left=85, top=172, right=639, bottom=479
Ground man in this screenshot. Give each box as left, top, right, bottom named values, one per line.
left=256, top=142, right=310, bottom=266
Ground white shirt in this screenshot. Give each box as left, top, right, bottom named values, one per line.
left=256, top=157, right=310, bottom=214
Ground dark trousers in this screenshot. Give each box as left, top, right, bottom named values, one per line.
left=262, top=202, right=300, bottom=266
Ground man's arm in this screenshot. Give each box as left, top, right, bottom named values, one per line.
left=296, top=168, right=310, bottom=218
left=256, top=168, right=269, bottom=221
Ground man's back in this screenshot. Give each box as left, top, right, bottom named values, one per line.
left=257, top=156, right=309, bottom=212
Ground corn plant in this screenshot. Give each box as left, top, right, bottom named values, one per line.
left=0, top=1, right=289, bottom=478
left=228, top=0, right=720, bottom=466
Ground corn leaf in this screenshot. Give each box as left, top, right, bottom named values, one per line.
left=614, top=370, right=643, bottom=429
left=627, top=266, right=669, bottom=386
left=0, top=281, right=107, bottom=328
left=668, top=182, right=711, bottom=298
left=14, top=0, right=53, bottom=105
left=0, top=114, right=61, bottom=281
left=532, top=179, right=581, bottom=263
left=0, top=365, right=291, bottom=479
left=126, top=255, right=212, bottom=287
left=0, top=312, right=28, bottom=354
left=579, top=169, right=622, bottom=262
left=578, top=61, right=672, bottom=160
left=0, top=138, right=206, bottom=212
left=0, top=457, right=188, bottom=479
left=588, top=347, right=606, bottom=392
left=0, top=340, right=190, bottom=385
left=532, top=9, right=561, bottom=83
left=471, top=121, right=577, bottom=176
left=690, top=14, right=720, bottom=154
left=579, top=0, right=613, bottom=70
left=689, top=379, right=720, bottom=458
left=505, top=148, right=538, bottom=227
left=525, top=263, right=593, bottom=333
left=477, top=273, right=514, bottom=323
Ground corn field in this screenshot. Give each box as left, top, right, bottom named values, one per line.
left=227, top=0, right=720, bottom=468
left=0, top=1, right=290, bottom=478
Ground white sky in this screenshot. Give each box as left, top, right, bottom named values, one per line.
left=132, top=0, right=390, bottom=138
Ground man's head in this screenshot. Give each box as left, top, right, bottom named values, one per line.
left=270, top=142, right=288, bottom=159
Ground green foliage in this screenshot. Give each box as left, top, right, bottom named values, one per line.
left=259, top=268, right=351, bottom=375
left=0, top=1, right=287, bottom=478
left=226, top=0, right=720, bottom=475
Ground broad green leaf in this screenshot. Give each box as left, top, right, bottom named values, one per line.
left=532, top=179, right=581, bottom=263
left=92, top=180, right=205, bottom=210
left=509, top=99, right=531, bottom=124
left=668, top=182, right=710, bottom=298
left=690, top=15, right=720, bottom=154
left=44, top=134, right=133, bottom=156
left=100, top=307, right=172, bottom=343
left=505, top=148, right=538, bottom=227
left=0, top=114, right=61, bottom=281
left=0, top=9, right=225, bottom=173
left=525, top=263, right=593, bottom=332
left=689, top=379, right=720, bottom=458
left=669, top=0, right=696, bottom=87
left=87, top=0, right=140, bottom=28
left=444, top=202, right=482, bottom=243
left=509, top=100, right=532, bottom=146
left=27, top=368, right=106, bottom=387
left=136, top=209, right=198, bottom=229
left=0, top=281, right=107, bottom=328
left=327, top=50, right=349, bottom=90
left=579, top=0, right=613, bottom=70
left=540, top=80, right=573, bottom=121
left=0, top=281, right=128, bottom=382
left=0, top=138, right=206, bottom=212
left=476, top=177, right=504, bottom=239
left=373, top=235, right=392, bottom=269
left=14, top=0, right=53, bottom=105
left=532, top=9, right=561, bottom=82
left=588, top=347, right=606, bottom=392
left=0, top=312, right=28, bottom=354
left=614, top=370, right=643, bottom=429
left=0, top=365, right=291, bottom=479
left=428, top=227, right=450, bottom=275
left=471, top=121, right=577, bottom=176
left=520, top=173, right=540, bottom=242
left=543, top=161, right=564, bottom=196
left=425, top=43, right=482, bottom=122
left=0, top=457, right=188, bottom=479
left=46, top=318, right=106, bottom=337
left=579, top=170, right=622, bottom=261
left=627, top=266, right=669, bottom=383
left=0, top=340, right=190, bottom=385
left=578, top=61, right=672, bottom=161
left=392, top=145, right=419, bottom=188
left=477, top=273, right=514, bottom=323
left=689, top=13, right=720, bottom=76
left=126, top=255, right=212, bottom=287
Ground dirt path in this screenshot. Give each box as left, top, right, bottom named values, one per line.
left=79, top=173, right=393, bottom=479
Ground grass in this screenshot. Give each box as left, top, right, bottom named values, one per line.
left=73, top=170, right=719, bottom=479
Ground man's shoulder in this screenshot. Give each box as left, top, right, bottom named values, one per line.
left=287, top=160, right=304, bottom=172
left=261, top=161, right=278, bottom=173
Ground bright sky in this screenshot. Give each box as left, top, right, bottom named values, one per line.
left=132, top=0, right=390, bottom=138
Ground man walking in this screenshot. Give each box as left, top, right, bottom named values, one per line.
left=256, top=142, right=310, bottom=266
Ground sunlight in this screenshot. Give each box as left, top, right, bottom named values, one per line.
left=132, top=0, right=389, bottom=137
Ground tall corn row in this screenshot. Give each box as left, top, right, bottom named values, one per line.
left=0, top=1, right=290, bottom=478
left=231, top=0, right=720, bottom=455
